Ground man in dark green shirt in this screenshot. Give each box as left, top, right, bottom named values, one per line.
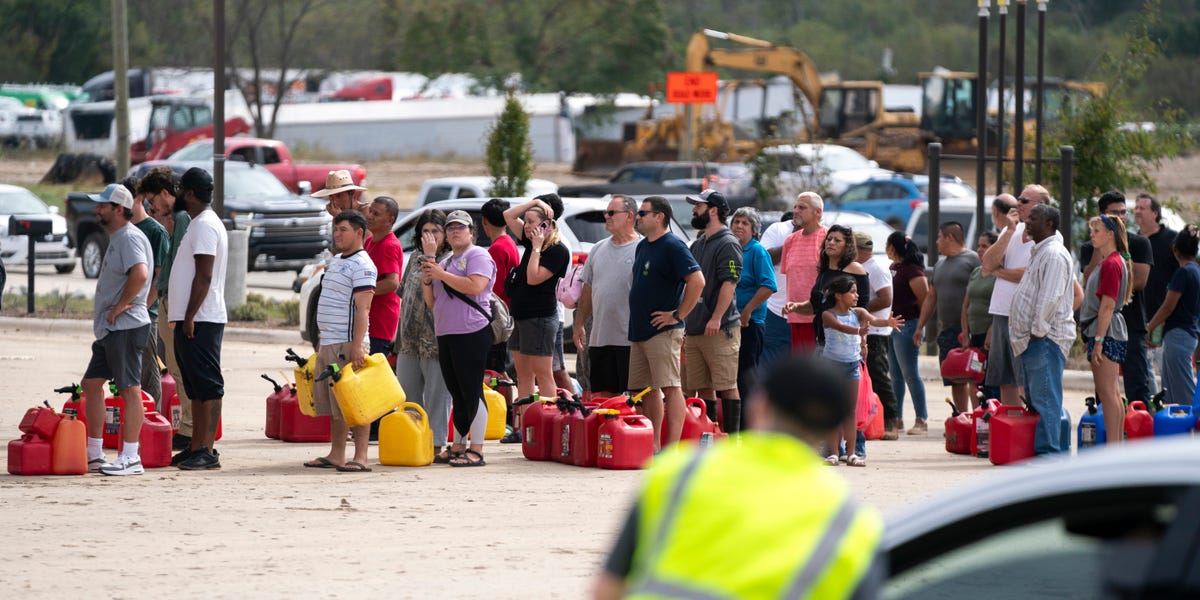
left=125, top=177, right=170, bottom=406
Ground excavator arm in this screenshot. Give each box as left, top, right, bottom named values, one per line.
left=686, top=29, right=826, bottom=113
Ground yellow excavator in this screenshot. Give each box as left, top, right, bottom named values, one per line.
left=621, top=28, right=928, bottom=172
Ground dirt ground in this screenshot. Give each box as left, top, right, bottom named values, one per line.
left=0, top=320, right=1111, bottom=598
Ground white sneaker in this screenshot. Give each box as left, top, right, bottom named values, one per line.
left=88, top=456, right=108, bottom=473
left=99, top=455, right=144, bottom=476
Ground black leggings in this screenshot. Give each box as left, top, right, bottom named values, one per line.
left=437, top=326, right=494, bottom=438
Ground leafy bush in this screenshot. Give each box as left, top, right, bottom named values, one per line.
left=229, top=302, right=269, bottom=322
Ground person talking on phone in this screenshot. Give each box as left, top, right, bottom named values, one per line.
left=503, top=196, right=571, bottom=407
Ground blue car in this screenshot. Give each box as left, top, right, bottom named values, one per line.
left=834, top=175, right=974, bottom=230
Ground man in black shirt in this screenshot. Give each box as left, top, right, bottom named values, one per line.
left=1135, top=192, right=1178, bottom=381
left=1079, top=191, right=1156, bottom=403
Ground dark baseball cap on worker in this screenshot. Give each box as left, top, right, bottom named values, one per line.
left=687, top=189, right=729, bottom=213
left=179, top=167, right=214, bottom=197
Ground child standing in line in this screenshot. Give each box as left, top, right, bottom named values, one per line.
left=787, top=275, right=903, bottom=466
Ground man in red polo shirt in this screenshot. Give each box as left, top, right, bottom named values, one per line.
left=779, top=192, right=827, bottom=352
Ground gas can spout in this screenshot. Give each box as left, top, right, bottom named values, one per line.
left=284, top=348, right=309, bottom=367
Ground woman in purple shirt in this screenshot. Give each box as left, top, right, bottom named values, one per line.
left=422, top=210, right=496, bottom=467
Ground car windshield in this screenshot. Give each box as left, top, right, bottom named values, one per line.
left=225, top=167, right=292, bottom=198
left=171, top=141, right=215, bottom=161
left=815, top=147, right=874, bottom=170
left=0, top=189, right=49, bottom=215
left=918, top=181, right=975, bottom=199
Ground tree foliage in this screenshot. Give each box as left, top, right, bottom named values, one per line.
left=486, top=93, right=534, bottom=197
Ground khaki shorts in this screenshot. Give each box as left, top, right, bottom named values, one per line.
left=628, top=328, right=684, bottom=390
left=684, top=327, right=741, bottom=391
left=313, top=341, right=368, bottom=422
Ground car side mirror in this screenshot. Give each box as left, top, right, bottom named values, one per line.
left=298, top=181, right=312, bottom=196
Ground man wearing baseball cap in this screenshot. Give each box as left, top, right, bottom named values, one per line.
left=80, top=183, right=155, bottom=475
left=684, top=189, right=745, bottom=434
left=312, top=169, right=367, bottom=217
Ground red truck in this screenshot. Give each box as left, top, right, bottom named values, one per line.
left=164, top=137, right=367, bottom=196
left=130, top=96, right=252, bottom=164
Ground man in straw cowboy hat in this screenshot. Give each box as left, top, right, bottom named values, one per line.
left=312, top=169, right=367, bottom=217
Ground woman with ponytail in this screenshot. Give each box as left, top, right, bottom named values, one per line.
left=1080, top=214, right=1131, bottom=441
left=1146, top=224, right=1200, bottom=406
left=884, top=231, right=929, bottom=435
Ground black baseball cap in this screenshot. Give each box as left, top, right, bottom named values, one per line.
left=179, top=167, right=214, bottom=196
left=687, top=188, right=729, bottom=213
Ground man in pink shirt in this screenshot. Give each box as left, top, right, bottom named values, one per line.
left=779, top=192, right=827, bottom=352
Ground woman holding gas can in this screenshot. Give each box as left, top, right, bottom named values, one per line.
left=502, top=196, right=570, bottom=404
left=1079, top=215, right=1132, bottom=443
left=1146, top=224, right=1200, bottom=407
left=422, top=210, right=496, bottom=467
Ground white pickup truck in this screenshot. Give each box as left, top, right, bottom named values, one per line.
left=414, top=176, right=559, bottom=208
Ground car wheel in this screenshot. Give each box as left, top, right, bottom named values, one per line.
left=81, top=232, right=107, bottom=279
left=55, top=263, right=76, bottom=274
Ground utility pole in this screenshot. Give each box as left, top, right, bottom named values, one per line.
left=996, top=0, right=1007, bottom=194
left=975, top=0, right=990, bottom=237
left=1035, top=0, right=1048, bottom=182
left=1013, top=0, right=1027, bottom=192
left=112, top=0, right=129, bottom=176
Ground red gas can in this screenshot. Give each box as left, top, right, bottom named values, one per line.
left=988, top=405, right=1040, bottom=465
left=572, top=408, right=612, bottom=468
left=160, top=371, right=176, bottom=412
left=118, top=411, right=173, bottom=468
left=56, top=383, right=86, bottom=426
left=662, top=398, right=718, bottom=448
left=103, top=388, right=156, bottom=449
left=554, top=403, right=586, bottom=464
left=18, top=406, right=62, bottom=440
left=163, top=393, right=181, bottom=434
left=261, top=374, right=287, bottom=440
left=597, top=414, right=655, bottom=470
left=51, top=417, right=87, bottom=475
left=1124, top=400, right=1154, bottom=440
left=521, top=400, right=559, bottom=461
left=944, top=400, right=972, bottom=455
left=278, top=393, right=332, bottom=443
left=8, top=434, right=53, bottom=475
left=970, top=399, right=1001, bottom=457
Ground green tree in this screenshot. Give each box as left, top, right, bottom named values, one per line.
left=486, top=93, right=534, bottom=197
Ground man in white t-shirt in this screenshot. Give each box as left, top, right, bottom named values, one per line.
left=574, top=194, right=642, bottom=398
left=982, top=189, right=1042, bottom=406
left=855, top=231, right=898, bottom=440
left=168, top=168, right=229, bottom=470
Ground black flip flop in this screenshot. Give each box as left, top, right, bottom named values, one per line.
left=449, top=449, right=486, bottom=468
left=304, top=457, right=337, bottom=469
left=336, top=461, right=373, bottom=472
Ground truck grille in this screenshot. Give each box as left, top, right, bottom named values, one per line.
left=257, top=212, right=329, bottom=239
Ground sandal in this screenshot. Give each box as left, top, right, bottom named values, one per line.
left=434, top=446, right=463, bottom=464
left=847, top=455, right=866, bottom=467
left=449, top=449, right=486, bottom=468
left=824, top=454, right=840, bottom=466
left=335, top=461, right=373, bottom=472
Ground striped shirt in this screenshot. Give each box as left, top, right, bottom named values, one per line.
left=1008, top=232, right=1075, bottom=358
left=779, top=225, right=826, bottom=324
left=316, top=249, right=377, bottom=346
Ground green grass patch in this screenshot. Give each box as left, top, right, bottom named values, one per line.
left=229, top=293, right=299, bottom=324
left=1, top=289, right=93, bottom=316
left=24, top=183, right=75, bottom=213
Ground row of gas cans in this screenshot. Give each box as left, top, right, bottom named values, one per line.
left=8, top=405, right=88, bottom=475
left=1077, top=398, right=1197, bottom=447
left=51, top=381, right=182, bottom=469
left=944, top=398, right=1072, bottom=465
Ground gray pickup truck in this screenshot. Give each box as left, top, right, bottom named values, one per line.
left=67, top=161, right=332, bottom=278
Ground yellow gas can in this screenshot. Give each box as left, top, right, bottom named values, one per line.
left=316, top=353, right=405, bottom=427
left=484, top=385, right=507, bottom=440
left=285, top=349, right=318, bottom=416
left=379, top=402, right=433, bottom=467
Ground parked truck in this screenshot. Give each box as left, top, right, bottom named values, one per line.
left=166, top=137, right=366, bottom=196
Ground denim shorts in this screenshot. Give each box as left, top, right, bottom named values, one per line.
left=1084, top=336, right=1128, bottom=363
left=509, top=315, right=558, bottom=357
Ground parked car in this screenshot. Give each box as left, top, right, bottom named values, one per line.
left=883, top=439, right=1200, bottom=597
left=0, top=96, right=62, bottom=149
left=297, top=196, right=693, bottom=344
left=764, top=143, right=895, bottom=201
left=834, top=174, right=975, bottom=230
left=0, top=184, right=74, bottom=272
left=69, top=161, right=331, bottom=278
left=905, top=197, right=987, bottom=257
left=166, top=137, right=366, bottom=196
left=608, top=161, right=717, bottom=189
left=414, top=176, right=559, bottom=208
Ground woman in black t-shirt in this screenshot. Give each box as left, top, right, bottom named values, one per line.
left=503, top=197, right=570, bottom=403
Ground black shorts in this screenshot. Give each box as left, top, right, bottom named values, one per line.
left=589, top=345, right=632, bottom=395
left=174, top=321, right=225, bottom=401
left=84, top=325, right=152, bottom=390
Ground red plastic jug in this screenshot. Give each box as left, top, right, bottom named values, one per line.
left=521, top=400, right=559, bottom=461
left=1124, top=401, right=1154, bottom=440
left=261, top=374, right=287, bottom=440
left=662, top=398, right=718, bottom=448
left=160, top=370, right=176, bottom=412
left=278, top=392, right=332, bottom=443
left=163, top=393, right=181, bottom=434
left=118, top=411, right=173, bottom=468
left=597, top=414, right=655, bottom=470
left=988, top=405, right=1039, bottom=465
left=56, top=383, right=87, bottom=427
left=51, top=416, right=87, bottom=475
left=7, top=434, right=53, bottom=475
left=554, top=403, right=586, bottom=464
left=940, top=347, right=987, bottom=384
left=572, top=408, right=612, bottom=468
left=18, top=406, right=62, bottom=440
left=970, top=399, right=1001, bottom=457
left=103, top=386, right=156, bottom=449
left=944, top=399, right=972, bottom=455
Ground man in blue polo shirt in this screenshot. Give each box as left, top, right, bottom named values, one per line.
left=628, top=196, right=704, bottom=450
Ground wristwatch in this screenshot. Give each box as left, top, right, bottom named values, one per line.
left=671, top=310, right=680, bottom=323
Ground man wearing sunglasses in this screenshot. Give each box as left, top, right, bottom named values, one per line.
left=1079, top=191, right=1157, bottom=406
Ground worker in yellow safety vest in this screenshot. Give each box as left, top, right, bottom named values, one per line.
left=593, top=354, right=885, bottom=599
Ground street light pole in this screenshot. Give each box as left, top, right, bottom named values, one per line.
left=112, top=0, right=129, bottom=177
left=976, top=0, right=990, bottom=237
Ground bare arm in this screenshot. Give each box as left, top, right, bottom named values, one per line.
left=993, top=266, right=1026, bottom=283
left=146, top=264, right=162, bottom=308
left=916, top=283, right=937, bottom=341
left=107, top=263, right=149, bottom=325
left=867, top=285, right=891, bottom=313
left=374, top=272, right=399, bottom=295
left=739, top=286, right=774, bottom=327
left=524, top=247, right=557, bottom=285
left=573, top=283, right=593, bottom=350
left=704, top=281, right=736, bottom=336
left=767, top=245, right=783, bottom=264
left=502, top=198, right=552, bottom=242
left=855, top=307, right=902, bottom=329
left=677, top=270, right=705, bottom=320
left=1131, top=261, right=1149, bottom=291
left=1146, top=290, right=1182, bottom=335
left=982, top=212, right=1019, bottom=275
left=1073, top=279, right=1084, bottom=311
left=1090, top=295, right=1117, bottom=363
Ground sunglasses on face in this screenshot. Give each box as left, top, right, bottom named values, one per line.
left=605, top=210, right=629, bottom=217
left=1018, top=196, right=1034, bottom=204
left=446, top=224, right=468, bottom=232
left=636, top=210, right=660, bottom=217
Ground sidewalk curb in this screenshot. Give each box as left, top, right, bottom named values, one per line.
left=0, top=316, right=305, bottom=346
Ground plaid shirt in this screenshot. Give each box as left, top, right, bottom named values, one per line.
left=1009, top=231, right=1076, bottom=358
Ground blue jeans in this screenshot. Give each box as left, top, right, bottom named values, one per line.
left=1161, top=328, right=1197, bottom=407
left=888, top=320, right=927, bottom=422
left=762, top=311, right=792, bottom=370
left=1021, top=337, right=1066, bottom=455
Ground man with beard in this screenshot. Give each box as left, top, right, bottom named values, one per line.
left=683, top=190, right=744, bottom=433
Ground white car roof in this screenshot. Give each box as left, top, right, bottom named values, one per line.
left=421, top=176, right=558, bottom=192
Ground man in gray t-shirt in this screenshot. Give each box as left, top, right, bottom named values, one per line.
left=917, top=221, right=980, bottom=412
left=80, top=183, right=154, bottom=476
left=574, top=194, right=642, bottom=396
